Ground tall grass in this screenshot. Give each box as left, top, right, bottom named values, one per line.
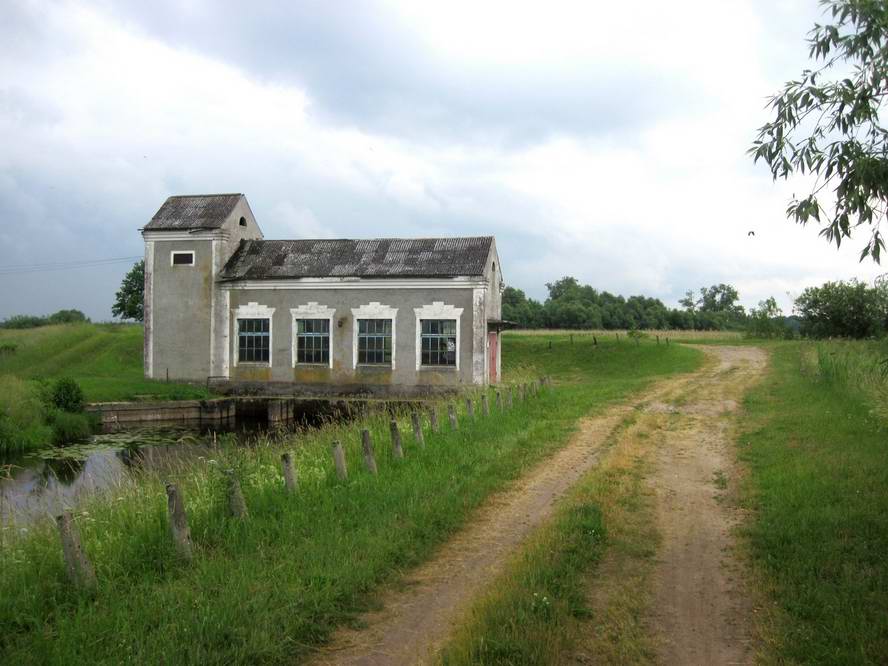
left=0, top=335, right=701, bottom=664
left=740, top=342, right=888, bottom=663
left=0, top=376, right=52, bottom=456
left=802, top=339, right=888, bottom=419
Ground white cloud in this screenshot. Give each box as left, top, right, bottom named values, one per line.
left=0, top=0, right=882, bottom=320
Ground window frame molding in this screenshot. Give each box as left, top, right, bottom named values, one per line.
left=290, top=302, right=336, bottom=368
left=414, top=302, right=463, bottom=371
left=232, top=302, right=275, bottom=367
left=170, top=250, right=195, bottom=267
left=351, top=302, right=398, bottom=369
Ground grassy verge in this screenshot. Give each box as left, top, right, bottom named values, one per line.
left=439, top=403, right=668, bottom=664
left=0, top=323, right=210, bottom=402
left=739, top=342, right=888, bottom=663
left=0, top=335, right=700, bottom=664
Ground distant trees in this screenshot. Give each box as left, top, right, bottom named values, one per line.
left=678, top=284, right=747, bottom=330
left=112, top=260, right=144, bottom=322
left=747, top=297, right=787, bottom=339
left=0, top=310, right=89, bottom=329
left=502, top=277, right=744, bottom=331
left=794, top=279, right=888, bottom=338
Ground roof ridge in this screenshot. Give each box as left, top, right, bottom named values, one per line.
left=166, top=193, right=243, bottom=199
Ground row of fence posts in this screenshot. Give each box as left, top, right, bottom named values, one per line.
left=53, top=377, right=551, bottom=590
left=551, top=334, right=671, bottom=348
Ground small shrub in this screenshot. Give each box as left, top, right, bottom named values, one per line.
left=51, top=377, right=85, bottom=413
left=48, top=410, right=95, bottom=445
left=47, top=309, right=89, bottom=325
left=0, top=341, right=17, bottom=355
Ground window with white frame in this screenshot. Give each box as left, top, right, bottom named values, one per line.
left=352, top=302, right=397, bottom=369
left=357, top=319, right=392, bottom=365
left=295, top=319, right=330, bottom=364
left=414, top=302, right=463, bottom=371
left=171, top=251, right=194, bottom=266
left=290, top=303, right=335, bottom=368
left=237, top=318, right=270, bottom=363
left=420, top=319, right=457, bottom=366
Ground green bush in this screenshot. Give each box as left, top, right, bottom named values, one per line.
left=0, top=376, right=52, bottom=455
left=0, top=314, right=48, bottom=329
left=50, top=377, right=85, bottom=413
left=46, top=309, right=89, bottom=325
left=48, top=410, right=95, bottom=445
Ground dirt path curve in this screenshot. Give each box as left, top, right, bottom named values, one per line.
left=644, top=345, right=766, bottom=665
left=308, top=366, right=708, bottom=666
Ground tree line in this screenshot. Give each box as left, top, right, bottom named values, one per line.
left=503, top=278, right=749, bottom=331
left=504, top=276, right=888, bottom=340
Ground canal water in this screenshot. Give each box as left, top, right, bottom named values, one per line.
left=0, top=399, right=368, bottom=527
left=0, top=427, right=251, bottom=527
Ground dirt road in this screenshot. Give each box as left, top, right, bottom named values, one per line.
left=308, top=346, right=765, bottom=665
left=644, top=346, right=766, bottom=665
left=574, top=345, right=766, bottom=665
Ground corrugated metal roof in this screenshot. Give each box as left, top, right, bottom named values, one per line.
left=220, top=237, right=494, bottom=280
left=144, top=194, right=243, bottom=230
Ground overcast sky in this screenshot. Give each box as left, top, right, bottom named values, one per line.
left=1, top=0, right=884, bottom=320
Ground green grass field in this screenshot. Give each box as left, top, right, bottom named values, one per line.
left=0, top=323, right=209, bottom=402
left=0, top=334, right=701, bottom=664
left=739, top=342, right=888, bottom=664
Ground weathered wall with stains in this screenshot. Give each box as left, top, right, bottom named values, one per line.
left=225, top=287, right=478, bottom=390
left=148, top=238, right=214, bottom=380
left=145, top=197, right=262, bottom=380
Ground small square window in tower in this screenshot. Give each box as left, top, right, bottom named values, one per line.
left=171, top=252, right=194, bottom=266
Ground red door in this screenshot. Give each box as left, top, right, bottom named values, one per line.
left=488, top=331, right=498, bottom=383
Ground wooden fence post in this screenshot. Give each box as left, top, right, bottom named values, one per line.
left=281, top=452, right=298, bottom=494
left=429, top=408, right=440, bottom=433
left=224, top=470, right=248, bottom=519
left=56, top=511, right=97, bottom=591
left=390, top=420, right=404, bottom=458
left=593, top=335, right=598, bottom=346
left=507, top=386, right=514, bottom=408
left=495, top=391, right=502, bottom=411
left=165, top=483, right=193, bottom=561
left=332, top=440, right=348, bottom=480
left=448, top=403, right=458, bottom=430
left=465, top=397, right=474, bottom=419
left=361, top=429, right=378, bottom=475
left=481, top=393, right=490, bottom=416
left=411, top=411, right=425, bottom=447
left=656, top=335, right=660, bottom=345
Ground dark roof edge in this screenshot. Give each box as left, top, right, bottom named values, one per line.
left=217, top=273, right=485, bottom=282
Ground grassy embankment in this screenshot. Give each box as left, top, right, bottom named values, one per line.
left=0, top=323, right=210, bottom=402
left=737, top=340, right=888, bottom=663
left=0, top=323, right=211, bottom=455
left=0, top=333, right=700, bottom=664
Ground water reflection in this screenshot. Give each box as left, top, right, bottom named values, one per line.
left=0, top=398, right=385, bottom=527
left=0, top=428, right=224, bottom=526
